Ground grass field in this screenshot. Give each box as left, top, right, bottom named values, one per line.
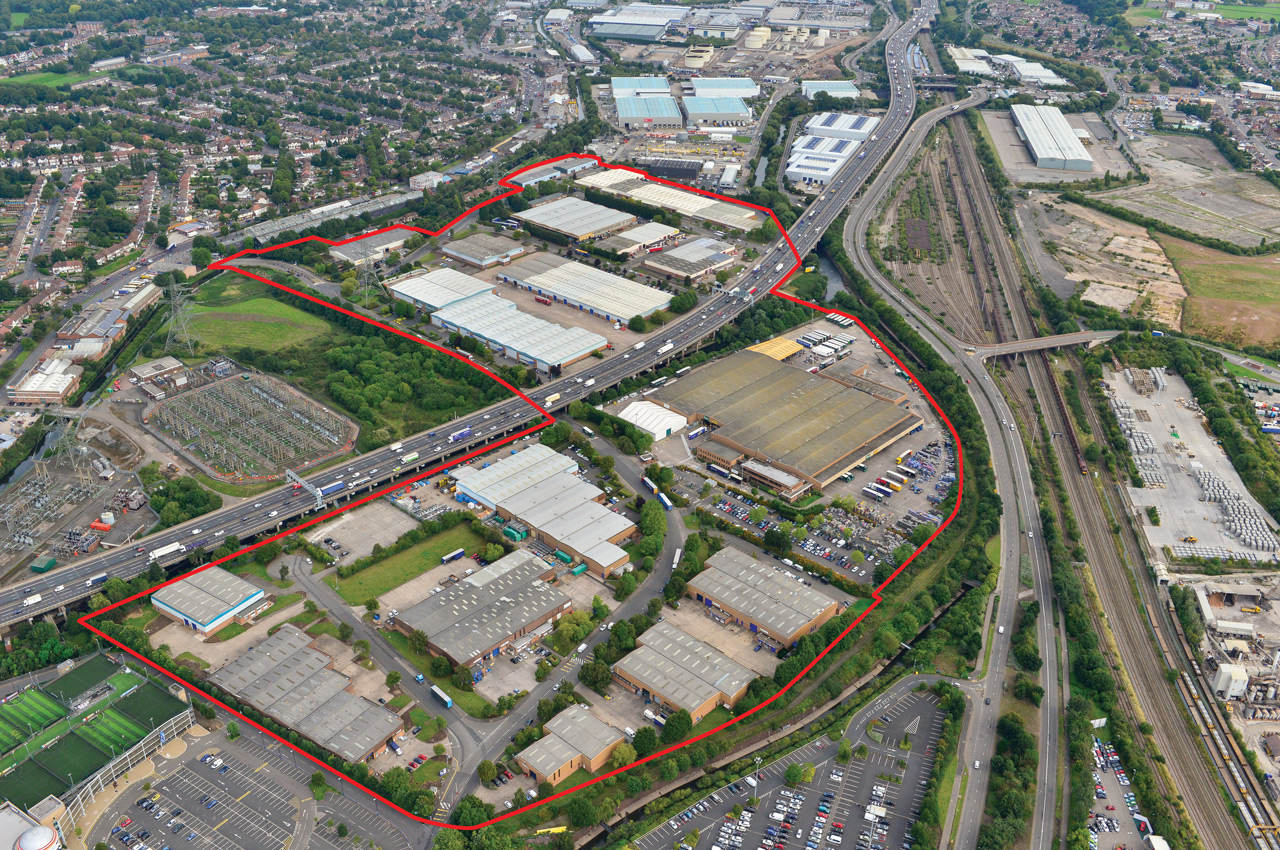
left=45, top=653, right=118, bottom=703
left=261, top=592, right=304, bottom=618
left=10, top=12, right=27, bottom=25
left=126, top=607, right=161, bottom=630
left=0, top=689, right=68, bottom=731
left=36, top=732, right=111, bottom=781
left=78, top=708, right=147, bottom=755
left=329, top=525, right=486, bottom=604
left=1123, top=6, right=1161, bottom=22
left=1215, top=3, right=1280, bottom=19
left=189, top=297, right=333, bottom=351
left=690, top=706, right=732, bottom=738
left=115, top=683, right=188, bottom=729
left=91, top=249, right=142, bottom=278
left=0, top=718, right=25, bottom=753
left=383, top=631, right=493, bottom=718
left=178, top=651, right=210, bottom=669
left=0, top=70, right=103, bottom=87
left=0, top=760, right=67, bottom=809
left=1156, top=235, right=1280, bottom=344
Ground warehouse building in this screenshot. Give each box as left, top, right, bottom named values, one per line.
left=516, top=705, right=624, bottom=784
left=611, top=621, right=754, bottom=721
left=387, top=268, right=494, bottom=312
left=596, top=222, right=681, bottom=256
left=682, top=96, right=753, bottom=127
left=687, top=77, right=760, bottom=99
left=650, top=350, right=923, bottom=487
left=6, top=359, right=83, bottom=404
left=641, top=237, right=737, bottom=281
left=209, top=625, right=403, bottom=763
left=499, top=253, right=671, bottom=320
left=801, top=80, right=862, bottom=100
left=1010, top=104, right=1093, bottom=171
left=804, top=112, right=880, bottom=142
left=617, top=96, right=684, bottom=130
left=430, top=293, right=608, bottom=372
left=151, top=568, right=269, bottom=637
left=393, top=550, right=572, bottom=667
left=512, top=196, right=637, bottom=240
left=511, top=156, right=598, bottom=188
left=454, top=445, right=634, bottom=577
left=688, top=548, right=845, bottom=649
left=610, top=76, right=672, bottom=97
left=785, top=134, right=859, bottom=187
left=636, top=158, right=701, bottom=182
left=577, top=168, right=760, bottom=232
left=128, top=356, right=185, bottom=383
left=328, top=229, right=409, bottom=267
left=616, top=400, right=689, bottom=442
left=441, top=233, right=526, bottom=268
left=740, top=458, right=810, bottom=502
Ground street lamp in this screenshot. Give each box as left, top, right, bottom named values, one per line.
left=755, top=756, right=762, bottom=780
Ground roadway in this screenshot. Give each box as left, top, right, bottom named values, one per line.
left=839, top=79, right=1061, bottom=850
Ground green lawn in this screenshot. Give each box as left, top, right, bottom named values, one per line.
left=194, top=474, right=283, bottom=498
left=388, top=694, right=411, bottom=711
left=1123, top=6, right=1161, bottom=22
left=306, top=619, right=343, bottom=640
left=328, top=525, right=486, bottom=604
left=1215, top=3, right=1280, bottom=20
left=691, top=706, right=733, bottom=738
left=227, top=559, right=292, bottom=589
left=125, top=607, right=160, bottom=630
left=0, top=70, right=103, bottom=87
left=10, top=12, right=27, bottom=25
left=1226, top=362, right=1272, bottom=382
left=215, top=622, right=249, bottom=641
left=261, top=593, right=304, bottom=618
left=553, top=767, right=595, bottom=793
left=91, top=250, right=142, bottom=278
left=177, top=652, right=210, bottom=669
left=189, top=297, right=333, bottom=351
left=383, top=631, right=494, bottom=718
left=984, top=535, right=1000, bottom=568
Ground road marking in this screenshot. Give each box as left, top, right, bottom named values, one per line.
left=256, top=761, right=269, bottom=772
left=238, top=790, right=252, bottom=801
left=215, top=818, right=229, bottom=830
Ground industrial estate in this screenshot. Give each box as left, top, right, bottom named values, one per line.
left=0, top=1, right=1275, bottom=850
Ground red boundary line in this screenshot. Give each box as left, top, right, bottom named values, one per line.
left=79, top=153, right=965, bottom=830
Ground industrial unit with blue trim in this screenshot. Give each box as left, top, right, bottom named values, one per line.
left=150, top=568, right=270, bottom=637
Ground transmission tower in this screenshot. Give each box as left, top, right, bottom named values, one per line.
left=358, top=265, right=380, bottom=310
left=164, top=279, right=199, bottom=355
left=51, top=414, right=93, bottom=483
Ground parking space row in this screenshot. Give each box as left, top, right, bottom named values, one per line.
left=162, top=770, right=292, bottom=849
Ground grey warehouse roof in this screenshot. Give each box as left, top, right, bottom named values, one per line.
left=503, top=253, right=671, bottom=318
left=614, top=621, right=754, bottom=713
left=432, top=293, right=607, bottom=368
left=387, top=268, right=494, bottom=311
left=209, top=625, right=402, bottom=763
left=152, top=568, right=263, bottom=627
left=513, top=196, right=636, bottom=239
left=520, top=704, right=622, bottom=776
left=329, top=229, right=407, bottom=263
left=617, top=96, right=682, bottom=122
left=690, top=548, right=839, bottom=639
left=498, top=472, right=631, bottom=567
left=441, top=233, right=526, bottom=267
left=397, top=550, right=570, bottom=664
left=454, top=444, right=578, bottom=508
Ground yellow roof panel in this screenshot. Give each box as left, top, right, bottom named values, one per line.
left=747, top=338, right=803, bottom=360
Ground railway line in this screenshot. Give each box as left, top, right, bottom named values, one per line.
left=947, top=107, right=1256, bottom=849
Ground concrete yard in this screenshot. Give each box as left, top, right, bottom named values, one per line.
left=1108, top=366, right=1280, bottom=566
left=305, top=498, right=421, bottom=563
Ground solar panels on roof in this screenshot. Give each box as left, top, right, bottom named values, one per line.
left=820, top=114, right=839, bottom=127
left=832, top=139, right=850, bottom=153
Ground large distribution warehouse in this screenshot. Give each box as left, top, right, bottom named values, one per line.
left=687, top=77, right=760, bottom=99
left=431, top=294, right=608, bottom=372
left=209, top=625, right=404, bottom=763
left=516, top=705, right=624, bottom=784
left=387, top=268, right=494, bottom=311
left=499, top=253, right=671, bottom=321
left=513, top=196, right=637, bottom=241
left=650, top=350, right=923, bottom=488
left=441, top=233, right=526, bottom=268
left=800, top=80, right=861, bottom=100
left=453, top=444, right=635, bottom=577
left=682, top=96, right=753, bottom=127
left=577, top=168, right=760, bottom=232
left=610, top=76, right=673, bottom=97
left=616, top=96, right=683, bottom=130
left=804, top=112, right=880, bottom=142
left=1009, top=104, right=1093, bottom=171
left=151, top=569, right=269, bottom=637
left=687, top=548, right=846, bottom=650
left=393, top=550, right=572, bottom=667
left=611, top=621, right=754, bottom=721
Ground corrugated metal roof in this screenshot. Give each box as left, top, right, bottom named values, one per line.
left=690, top=548, right=838, bottom=639
left=152, top=568, right=262, bottom=627
left=505, top=254, right=671, bottom=318
left=454, top=444, right=578, bottom=508
left=432, top=293, right=607, bottom=368
left=614, top=621, right=754, bottom=714
left=617, top=95, right=682, bottom=121
left=513, top=196, right=636, bottom=239
left=387, top=268, right=494, bottom=310
left=747, top=338, right=803, bottom=360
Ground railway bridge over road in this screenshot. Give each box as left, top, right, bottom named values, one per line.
left=970, top=329, right=1121, bottom=359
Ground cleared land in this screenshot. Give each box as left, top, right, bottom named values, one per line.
left=1157, top=235, right=1280, bottom=346
left=1026, top=195, right=1186, bottom=327
left=328, top=524, right=487, bottom=604
left=190, top=297, right=332, bottom=351
left=1215, top=3, right=1280, bottom=19
left=1098, top=134, right=1280, bottom=247
left=0, top=70, right=102, bottom=87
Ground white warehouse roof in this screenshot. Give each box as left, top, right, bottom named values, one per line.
left=804, top=112, right=880, bottom=141
left=1010, top=104, right=1093, bottom=171
left=618, top=400, right=688, bottom=441
left=800, top=80, right=861, bottom=100
left=431, top=293, right=608, bottom=371
left=501, top=253, right=671, bottom=319
left=611, top=76, right=672, bottom=96
left=617, top=96, right=683, bottom=123
left=454, top=444, right=578, bottom=509
left=682, top=96, right=752, bottom=120
left=499, top=473, right=633, bottom=568
left=388, top=268, right=493, bottom=311
left=513, top=196, right=636, bottom=239
left=690, top=77, right=760, bottom=98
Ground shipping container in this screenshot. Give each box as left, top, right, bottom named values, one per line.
left=441, top=548, right=466, bottom=563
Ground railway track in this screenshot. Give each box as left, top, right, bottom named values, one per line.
left=948, top=110, right=1256, bottom=849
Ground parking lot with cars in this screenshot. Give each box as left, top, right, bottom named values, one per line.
left=1086, top=733, right=1147, bottom=850
left=635, top=691, right=944, bottom=850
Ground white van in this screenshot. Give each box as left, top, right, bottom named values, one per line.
left=973, top=760, right=981, bottom=770
left=769, top=813, right=786, bottom=823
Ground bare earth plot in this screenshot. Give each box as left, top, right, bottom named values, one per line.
left=1025, top=194, right=1186, bottom=327
left=1098, top=134, right=1280, bottom=247
left=1157, top=235, right=1280, bottom=348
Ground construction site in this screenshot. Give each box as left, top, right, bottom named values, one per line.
left=0, top=419, right=154, bottom=585
left=142, top=365, right=359, bottom=484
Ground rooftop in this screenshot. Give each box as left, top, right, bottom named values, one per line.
left=387, top=267, right=494, bottom=311
left=520, top=704, right=622, bottom=777
left=617, top=96, right=683, bottom=122
left=151, top=568, right=263, bottom=627
left=442, top=233, right=526, bottom=265
left=431, top=293, right=608, bottom=368
left=504, top=253, right=671, bottom=318
left=513, top=196, right=636, bottom=239
left=614, top=621, right=755, bottom=713
left=453, top=443, right=578, bottom=507
left=690, top=547, right=841, bottom=639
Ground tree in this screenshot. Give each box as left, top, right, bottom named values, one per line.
left=191, top=246, right=212, bottom=269
left=279, top=562, right=289, bottom=581
left=660, top=758, right=680, bottom=781
left=628, top=315, right=648, bottom=332
left=633, top=725, right=659, bottom=758
left=431, top=656, right=453, bottom=677
left=660, top=709, right=693, bottom=744
left=310, top=771, right=326, bottom=792
left=536, top=659, right=551, bottom=680
left=478, top=760, right=498, bottom=783
left=591, top=595, right=610, bottom=620
left=88, top=592, right=111, bottom=612
left=336, top=823, right=348, bottom=838
left=353, top=639, right=371, bottom=659
left=567, top=795, right=599, bottom=827
left=337, top=621, right=354, bottom=642
left=226, top=720, right=239, bottom=740
left=610, top=742, right=637, bottom=770
left=484, top=543, right=505, bottom=562
left=579, top=660, right=611, bottom=692
left=763, top=528, right=791, bottom=553
left=784, top=763, right=803, bottom=786
left=408, top=629, right=430, bottom=654
left=365, top=598, right=380, bottom=614
left=386, top=671, right=402, bottom=689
